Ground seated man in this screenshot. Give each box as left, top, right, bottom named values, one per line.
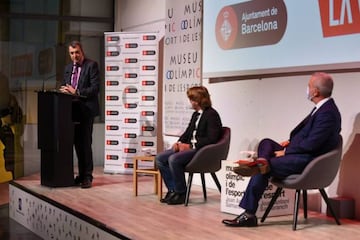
left=156, top=86, right=223, bottom=205
left=222, top=72, right=341, bottom=227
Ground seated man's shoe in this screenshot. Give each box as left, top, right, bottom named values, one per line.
left=74, top=176, right=83, bottom=186
left=160, top=191, right=175, bottom=203
left=167, top=192, right=186, bottom=205
left=233, top=158, right=270, bottom=176
left=81, top=179, right=92, bottom=189
left=233, top=165, right=260, bottom=176
left=222, top=213, right=258, bottom=227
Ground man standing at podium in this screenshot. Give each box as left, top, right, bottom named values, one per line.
left=59, top=41, right=100, bottom=189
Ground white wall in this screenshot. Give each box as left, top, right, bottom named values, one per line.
left=115, top=0, right=165, bottom=34
left=115, top=0, right=360, bottom=218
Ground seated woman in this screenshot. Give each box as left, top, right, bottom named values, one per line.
left=156, top=86, right=223, bottom=205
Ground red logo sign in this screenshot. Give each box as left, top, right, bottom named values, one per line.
left=215, top=0, right=287, bottom=49
left=319, top=0, right=360, bottom=37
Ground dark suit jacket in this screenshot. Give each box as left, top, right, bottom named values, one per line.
left=62, top=58, right=100, bottom=117
left=178, top=107, right=222, bottom=149
left=286, top=98, right=341, bottom=157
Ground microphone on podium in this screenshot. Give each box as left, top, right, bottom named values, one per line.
left=41, top=74, right=57, bottom=92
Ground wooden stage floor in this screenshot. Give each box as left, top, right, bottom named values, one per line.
left=11, top=167, right=360, bottom=240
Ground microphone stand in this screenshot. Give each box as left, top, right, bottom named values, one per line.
left=41, top=74, right=57, bottom=92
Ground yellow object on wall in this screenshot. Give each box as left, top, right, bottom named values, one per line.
left=0, top=139, right=13, bottom=182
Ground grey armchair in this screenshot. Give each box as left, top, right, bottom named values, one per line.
left=184, top=126, right=231, bottom=206
left=261, top=135, right=343, bottom=230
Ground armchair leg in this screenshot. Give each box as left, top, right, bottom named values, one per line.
left=210, top=172, right=221, bottom=192
left=200, top=173, right=207, bottom=200
left=293, top=190, right=301, bottom=231
left=261, top=187, right=283, bottom=223
left=185, top=173, right=194, bottom=206
left=319, top=188, right=341, bottom=225
left=185, top=173, right=223, bottom=206
left=303, top=190, right=308, bottom=219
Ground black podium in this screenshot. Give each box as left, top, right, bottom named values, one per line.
left=38, top=91, right=75, bottom=187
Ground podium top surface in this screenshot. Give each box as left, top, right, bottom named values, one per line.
left=36, top=89, right=86, bottom=99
